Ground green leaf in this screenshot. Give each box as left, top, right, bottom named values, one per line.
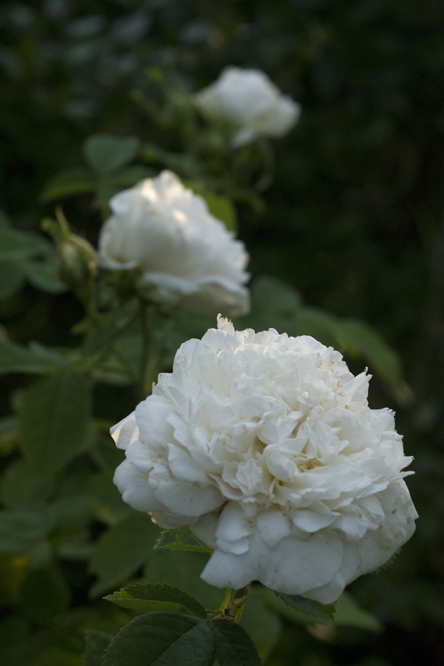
left=144, top=550, right=224, bottom=611
left=19, top=372, right=92, bottom=476
left=102, top=612, right=214, bottom=666
left=0, top=261, right=25, bottom=299
left=275, top=592, right=336, bottom=620
left=24, top=255, right=69, bottom=294
left=155, top=527, right=213, bottom=554
left=202, top=193, right=237, bottom=232
left=57, top=538, right=95, bottom=562
left=105, top=583, right=207, bottom=619
left=0, top=227, right=51, bottom=262
left=210, top=619, right=262, bottom=666
left=1, top=459, right=55, bottom=509
left=108, top=166, right=154, bottom=188
left=40, top=166, right=97, bottom=202
left=89, top=512, right=159, bottom=597
left=234, top=275, right=302, bottom=335
left=83, top=134, right=141, bottom=175
left=81, top=298, right=139, bottom=357
left=50, top=495, right=95, bottom=537
left=86, top=471, right=128, bottom=522
left=83, top=630, right=113, bottom=666
left=0, top=508, right=53, bottom=554
left=89, top=433, right=125, bottom=472
left=267, top=589, right=380, bottom=631
left=0, top=327, right=73, bottom=374
left=27, top=540, right=53, bottom=569
left=333, top=318, right=403, bottom=396
left=184, top=182, right=237, bottom=232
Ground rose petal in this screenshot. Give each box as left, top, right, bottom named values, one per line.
left=113, top=461, right=163, bottom=513
left=201, top=526, right=343, bottom=595
left=110, top=413, right=139, bottom=450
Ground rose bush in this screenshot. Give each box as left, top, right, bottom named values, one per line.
left=98, top=171, right=250, bottom=316
left=112, top=316, right=417, bottom=604
left=194, top=67, right=301, bottom=147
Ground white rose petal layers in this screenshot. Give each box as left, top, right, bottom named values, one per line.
left=194, top=67, right=301, bottom=148
left=112, top=316, right=418, bottom=603
left=98, top=171, right=250, bottom=316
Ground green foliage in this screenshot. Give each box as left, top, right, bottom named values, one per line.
left=0, top=261, right=26, bottom=300
left=0, top=219, right=67, bottom=299
left=41, top=167, right=97, bottom=202
left=24, top=255, right=68, bottom=294
left=0, top=507, right=53, bottom=555
left=0, top=0, right=441, bottom=663
left=261, top=589, right=381, bottom=632
left=101, top=611, right=262, bottom=666
left=210, top=619, right=262, bottom=666
left=0, top=327, right=73, bottom=374
left=102, top=612, right=214, bottom=666
left=42, top=136, right=152, bottom=209
left=80, top=299, right=139, bottom=357
left=19, top=372, right=92, bottom=475
left=202, top=192, right=237, bottom=232
left=50, top=495, right=96, bottom=538
left=275, top=592, right=336, bottom=621
left=143, top=550, right=224, bottom=611
left=105, top=583, right=207, bottom=619
left=155, top=527, right=213, bottom=554
left=83, top=135, right=141, bottom=176
left=184, top=182, right=237, bottom=231
left=1, top=459, right=55, bottom=508
left=83, top=631, right=113, bottom=666
left=89, top=512, right=159, bottom=597
left=0, top=226, right=51, bottom=263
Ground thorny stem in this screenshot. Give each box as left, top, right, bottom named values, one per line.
left=219, top=587, right=236, bottom=615
left=217, top=585, right=251, bottom=623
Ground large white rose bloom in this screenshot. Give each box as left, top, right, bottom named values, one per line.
left=98, top=171, right=250, bottom=316
left=112, top=316, right=417, bottom=603
left=194, top=67, right=301, bottom=148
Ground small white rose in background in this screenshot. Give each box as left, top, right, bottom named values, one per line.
left=98, top=171, right=250, bottom=316
left=194, top=67, right=301, bottom=148
left=112, top=316, right=417, bottom=604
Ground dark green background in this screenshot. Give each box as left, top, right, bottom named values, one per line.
left=1, top=1, right=444, bottom=664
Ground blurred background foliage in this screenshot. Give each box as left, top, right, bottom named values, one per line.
left=1, top=0, right=444, bottom=664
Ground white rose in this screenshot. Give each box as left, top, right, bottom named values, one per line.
left=194, top=67, right=301, bottom=148
left=98, top=171, right=250, bottom=316
left=112, top=316, right=417, bottom=604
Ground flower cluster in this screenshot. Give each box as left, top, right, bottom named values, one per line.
left=194, top=67, right=300, bottom=148
left=112, top=316, right=417, bottom=603
left=98, top=171, right=250, bottom=316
